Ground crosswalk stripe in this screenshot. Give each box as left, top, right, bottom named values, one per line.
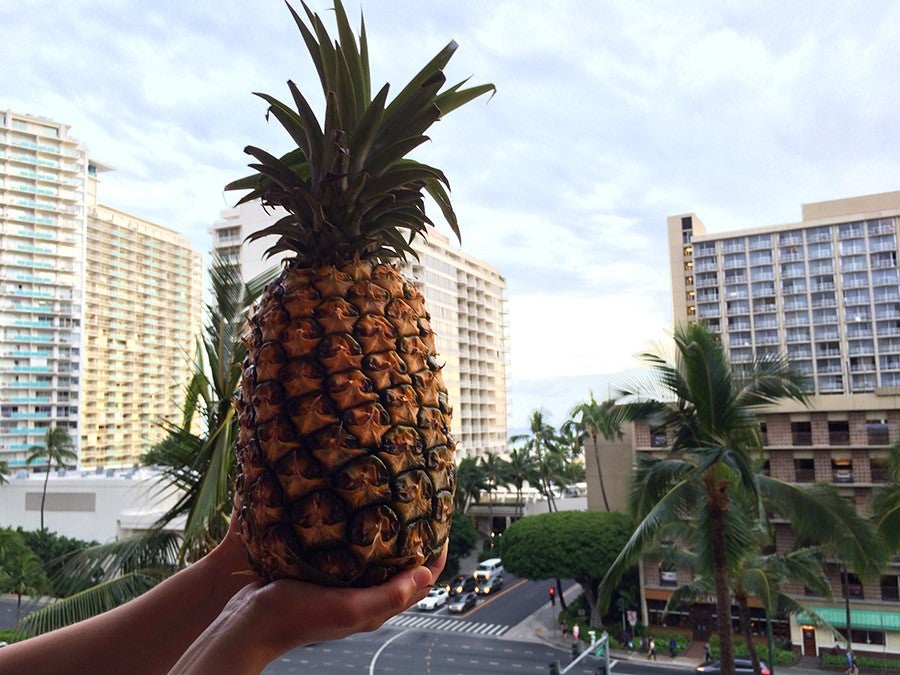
left=385, top=614, right=508, bottom=637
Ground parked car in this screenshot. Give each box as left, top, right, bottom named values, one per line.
left=447, top=592, right=478, bottom=613
left=473, top=558, right=504, bottom=581
left=445, top=574, right=477, bottom=597
left=696, top=659, right=770, bottom=675
left=416, top=587, right=449, bottom=611
left=474, top=576, right=504, bottom=595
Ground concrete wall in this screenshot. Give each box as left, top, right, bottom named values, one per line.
left=0, top=469, right=182, bottom=542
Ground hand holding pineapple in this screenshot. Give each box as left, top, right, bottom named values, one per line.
left=0, top=505, right=445, bottom=675
left=170, top=515, right=447, bottom=674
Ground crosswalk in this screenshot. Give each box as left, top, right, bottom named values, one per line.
left=385, top=613, right=510, bottom=637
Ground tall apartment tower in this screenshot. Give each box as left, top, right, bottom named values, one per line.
left=0, top=111, right=87, bottom=469
left=210, top=202, right=509, bottom=459
left=662, top=191, right=900, bottom=657
left=81, top=204, right=203, bottom=468
left=1, top=111, right=203, bottom=471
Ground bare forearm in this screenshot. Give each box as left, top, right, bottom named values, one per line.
left=0, top=542, right=252, bottom=675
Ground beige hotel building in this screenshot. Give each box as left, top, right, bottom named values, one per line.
left=1, top=110, right=202, bottom=471
left=642, top=190, right=900, bottom=657
left=210, top=202, right=509, bottom=460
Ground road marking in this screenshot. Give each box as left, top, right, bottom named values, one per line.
left=386, top=614, right=511, bottom=637
left=368, top=628, right=409, bottom=675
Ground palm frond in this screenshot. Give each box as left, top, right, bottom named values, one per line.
left=17, top=571, right=167, bottom=638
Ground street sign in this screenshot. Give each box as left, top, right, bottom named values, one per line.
left=627, top=610, right=638, bottom=626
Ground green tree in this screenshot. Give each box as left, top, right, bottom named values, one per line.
left=454, top=456, right=488, bottom=514
left=448, top=510, right=478, bottom=561
left=660, top=495, right=838, bottom=675
left=504, top=446, right=537, bottom=518
left=511, top=410, right=564, bottom=511
left=0, top=458, right=10, bottom=485
left=871, top=440, right=900, bottom=552
left=17, top=529, right=99, bottom=595
left=564, top=392, right=624, bottom=512
left=500, top=510, right=632, bottom=627
left=25, top=426, right=77, bottom=532
left=478, top=451, right=510, bottom=538
left=598, top=322, right=810, bottom=674
left=0, top=530, right=50, bottom=625
left=18, top=257, right=278, bottom=637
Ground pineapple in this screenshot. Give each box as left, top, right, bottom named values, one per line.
left=226, top=0, right=493, bottom=587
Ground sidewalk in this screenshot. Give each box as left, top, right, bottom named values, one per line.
left=504, top=584, right=826, bottom=675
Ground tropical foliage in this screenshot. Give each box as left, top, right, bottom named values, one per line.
left=597, top=322, right=887, bottom=675
left=25, top=426, right=77, bottom=532
left=16, top=257, right=278, bottom=637
left=563, top=392, right=624, bottom=512
left=0, top=529, right=50, bottom=625
left=500, top=510, right=631, bottom=627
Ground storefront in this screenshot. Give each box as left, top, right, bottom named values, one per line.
left=793, top=607, right=900, bottom=658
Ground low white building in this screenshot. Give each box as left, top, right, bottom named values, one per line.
left=0, top=467, right=183, bottom=543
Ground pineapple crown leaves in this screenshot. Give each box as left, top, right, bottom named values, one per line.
left=225, top=0, right=494, bottom=266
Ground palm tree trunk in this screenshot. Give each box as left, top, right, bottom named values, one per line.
left=40, top=463, right=50, bottom=531
left=737, top=592, right=763, bottom=675
left=709, top=497, right=736, bottom=675
left=591, top=433, right=611, bottom=511
left=488, top=488, right=494, bottom=542
left=556, top=578, right=568, bottom=612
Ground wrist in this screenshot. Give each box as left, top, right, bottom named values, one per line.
left=202, top=530, right=261, bottom=608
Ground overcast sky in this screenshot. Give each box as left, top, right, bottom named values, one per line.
left=5, top=1, right=900, bottom=432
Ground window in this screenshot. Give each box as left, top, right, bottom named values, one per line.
left=866, top=420, right=889, bottom=445
left=759, top=422, right=768, bottom=446
left=792, top=422, right=812, bottom=446
left=841, top=571, right=864, bottom=599
left=659, top=568, right=678, bottom=587
left=794, top=458, right=815, bottom=482
left=831, top=458, right=853, bottom=483
left=870, top=457, right=888, bottom=483
left=650, top=427, right=667, bottom=448
left=828, top=421, right=850, bottom=445
left=881, top=575, right=900, bottom=602
left=850, top=629, right=885, bottom=645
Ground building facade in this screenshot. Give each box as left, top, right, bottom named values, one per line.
left=1, top=111, right=203, bottom=471
left=655, top=191, right=900, bottom=656
left=210, top=202, right=509, bottom=459
left=0, top=111, right=87, bottom=469
left=81, top=204, right=203, bottom=468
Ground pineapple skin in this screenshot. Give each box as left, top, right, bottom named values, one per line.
left=235, top=259, right=455, bottom=586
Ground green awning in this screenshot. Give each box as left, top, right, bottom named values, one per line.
left=797, top=607, right=900, bottom=631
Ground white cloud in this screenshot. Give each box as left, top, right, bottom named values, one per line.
left=5, top=0, right=900, bottom=427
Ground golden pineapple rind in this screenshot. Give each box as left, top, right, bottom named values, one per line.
left=235, top=260, right=455, bottom=586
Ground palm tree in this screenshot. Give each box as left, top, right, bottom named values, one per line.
left=511, top=410, right=562, bottom=512
left=26, top=426, right=77, bottom=532
left=0, top=530, right=50, bottom=625
left=454, top=456, right=488, bottom=513
left=661, top=491, right=838, bottom=675
left=478, top=451, right=510, bottom=539
left=0, top=459, right=10, bottom=485
left=871, top=440, right=900, bottom=552
left=505, top=446, right=537, bottom=518
left=598, top=322, right=809, bottom=674
left=18, top=257, right=278, bottom=637
left=564, top=392, right=624, bottom=511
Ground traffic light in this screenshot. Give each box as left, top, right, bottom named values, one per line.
left=549, top=660, right=561, bottom=675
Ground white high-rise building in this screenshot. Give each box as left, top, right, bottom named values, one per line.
left=210, top=202, right=509, bottom=459
left=0, top=111, right=87, bottom=469
left=1, top=110, right=203, bottom=471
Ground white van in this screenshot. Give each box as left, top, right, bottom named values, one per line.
left=473, top=558, right=504, bottom=581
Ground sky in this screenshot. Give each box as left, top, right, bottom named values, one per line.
left=5, top=1, right=900, bottom=433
